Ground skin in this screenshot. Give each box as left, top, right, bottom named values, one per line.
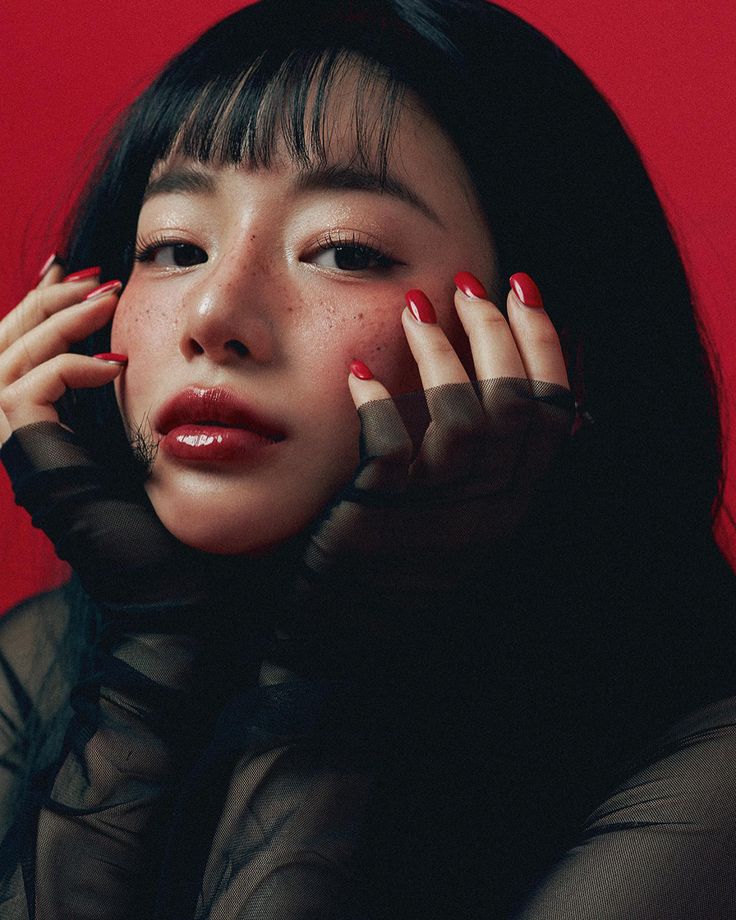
left=0, top=82, right=569, bottom=555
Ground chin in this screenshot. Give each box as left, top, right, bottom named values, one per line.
left=144, top=480, right=305, bottom=556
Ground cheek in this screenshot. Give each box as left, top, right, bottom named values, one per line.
left=111, top=288, right=184, bottom=423
left=290, top=287, right=421, bottom=396
left=111, top=288, right=180, bottom=355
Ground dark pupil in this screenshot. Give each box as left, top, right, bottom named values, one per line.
left=334, top=245, right=371, bottom=270
left=173, top=243, right=205, bottom=266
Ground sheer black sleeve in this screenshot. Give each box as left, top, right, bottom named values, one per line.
left=0, top=423, right=228, bottom=919
left=514, top=696, right=736, bottom=919
left=0, top=423, right=379, bottom=920
left=0, top=589, right=73, bottom=846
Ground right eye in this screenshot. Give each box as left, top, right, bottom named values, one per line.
left=133, top=237, right=208, bottom=268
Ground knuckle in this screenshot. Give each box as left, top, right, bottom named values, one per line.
left=19, top=288, right=47, bottom=322
left=469, top=306, right=508, bottom=334
left=443, top=421, right=485, bottom=456
left=0, top=379, right=24, bottom=413
left=533, top=326, right=563, bottom=351
left=426, top=335, right=458, bottom=359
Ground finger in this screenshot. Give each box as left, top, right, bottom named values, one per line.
left=0, top=272, right=102, bottom=354
left=506, top=273, right=569, bottom=387
left=452, top=272, right=527, bottom=380
left=401, top=290, right=469, bottom=389
left=0, top=285, right=121, bottom=388
left=0, top=410, right=10, bottom=443
left=37, top=254, right=66, bottom=289
left=0, top=353, right=124, bottom=432
left=347, top=360, right=392, bottom=408
left=347, top=360, right=413, bottom=492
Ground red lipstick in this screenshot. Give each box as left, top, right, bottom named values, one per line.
left=156, top=387, right=285, bottom=463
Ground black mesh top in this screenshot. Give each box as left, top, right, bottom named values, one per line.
left=2, top=387, right=736, bottom=918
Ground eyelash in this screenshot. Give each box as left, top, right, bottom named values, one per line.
left=132, top=230, right=400, bottom=272
left=133, top=234, right=199, bottom=264
left=311, top=230, right=399, bottom=272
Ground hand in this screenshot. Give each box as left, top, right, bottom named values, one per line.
left=0, top=259, right=207, bottom=614
left=0, top=261, right=225, bottom=920
left=0, top=260, right=122, bottom=442
left=270, top=271, right=574, bottom=678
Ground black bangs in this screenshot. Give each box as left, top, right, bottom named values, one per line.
left=159, top=47, right=406, bottom=180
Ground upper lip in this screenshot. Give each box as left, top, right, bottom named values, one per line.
left=155, top=387, right=286, bottom=441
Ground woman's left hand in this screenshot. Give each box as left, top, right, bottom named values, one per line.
left=268, top=271, right=574, bottom=678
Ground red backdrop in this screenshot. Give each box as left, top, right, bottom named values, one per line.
left=2, top=0, right=735, bottom=613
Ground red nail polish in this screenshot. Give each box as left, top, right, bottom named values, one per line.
left=405, top=290, right=437, bottom=324
left=509, top=272, right=544, bottom=308
left=38, top=252, right=59, bottom=282
left=62, top=266, right=101, bottom=283
left=350, top=359, right=374, bottom=380
left=454, top=271, right=488, bottom=300
left=93, top=353, right=128, bottom=365
left=84, top=280, right=122, bottom=301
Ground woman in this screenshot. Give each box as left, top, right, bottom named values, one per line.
left=1, top=0, right=735, bottom=917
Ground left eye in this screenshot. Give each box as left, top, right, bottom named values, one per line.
left=134, top=241, right=208, bottom=267
left=311, top=242, right=397, bottom=272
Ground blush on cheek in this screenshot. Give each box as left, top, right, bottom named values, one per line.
left=110, top=292, right=139, bottom=352
left=343, top=305, right=421, bottom=393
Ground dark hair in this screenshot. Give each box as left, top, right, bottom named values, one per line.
left=16, top=0, right=736, bottom=904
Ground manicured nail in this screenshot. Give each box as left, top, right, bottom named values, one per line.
left=349, top=359, right=374, bottom=380
left=454, top=271, right=488, bottom=300
left=38, top=252, right=61, bottom=282
left=62, top=266, right=101, bottom=283
left=93, top=353, right=128, bottom=365
left=405, top=289, right=437, bottom=324
left=84, top=280, right=122, bottom=301
left=509, top=272, right=544, bottom=308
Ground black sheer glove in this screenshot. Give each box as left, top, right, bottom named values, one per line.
left=1, top=420, right=211, bottom=617
left=0, top=422, right=381, bottom=920
left=267, top=376, right=574, bottom=681
left=0, top=422, right=234, bottom=919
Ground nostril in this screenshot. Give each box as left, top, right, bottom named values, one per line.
left=226, top=340, right=249, bottom=357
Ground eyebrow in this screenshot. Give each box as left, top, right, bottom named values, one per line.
left=142, top=166, right=217, bottom=203
left=142, top=162, right=443, bottom=226
left=294, top=163, right=443, bottom=227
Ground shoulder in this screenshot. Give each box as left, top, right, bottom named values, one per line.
left=0, top=584, right=74, bottom=724
left=1, top=584, right=72, bottom=643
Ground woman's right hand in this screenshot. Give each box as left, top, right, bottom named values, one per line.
left=0, top=259, right=123, bottom=443
left=0, top=258, right=212, bottom=617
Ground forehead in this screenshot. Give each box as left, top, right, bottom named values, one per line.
left=150, top=67, right=480, bottom=223
left=153, top=50, right=472, bottom=204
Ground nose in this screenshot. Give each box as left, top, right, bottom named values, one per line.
left=178, top=249, right=275, bottom=365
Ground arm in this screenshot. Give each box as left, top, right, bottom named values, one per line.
left=1, top=422, right=221, bottom=920
left=0, top=266, right=226, bottom=918
left=514, top=697, right=736, bottom=919
left=0, top=589, right=72, bottom=845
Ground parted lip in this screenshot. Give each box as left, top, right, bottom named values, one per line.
left=155, top=387, right=286, bottom=441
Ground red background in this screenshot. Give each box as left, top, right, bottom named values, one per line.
left=2, top=0, right=735, bottom=613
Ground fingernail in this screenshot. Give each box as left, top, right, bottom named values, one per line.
left=62, top=266, right=101, bottom=283
left=509, top=272, right=544, bottom=308
left=405, top=289, right=437, bottom=324
left=454, top=271, right=488, bottom=300
left=93, top=352, right=128, bottom=365
left=349, top=359, right=374, bottom=380
left=84, top=280, right=122, bottom=301
left=38, top=252, right=62, bottom=282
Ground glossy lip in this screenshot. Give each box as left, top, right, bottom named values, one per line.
left=155, top=387, right=287, bottom=442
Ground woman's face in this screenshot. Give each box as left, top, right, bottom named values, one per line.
left=111, top=80, right=496, bottom=553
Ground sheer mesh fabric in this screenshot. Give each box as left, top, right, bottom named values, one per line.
left=1, top=384, right=736, bottom=917
left=269, top=377, right=574, bottom=678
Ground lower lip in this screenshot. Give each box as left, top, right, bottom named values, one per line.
left=160, top=425, right=281, bottom=462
